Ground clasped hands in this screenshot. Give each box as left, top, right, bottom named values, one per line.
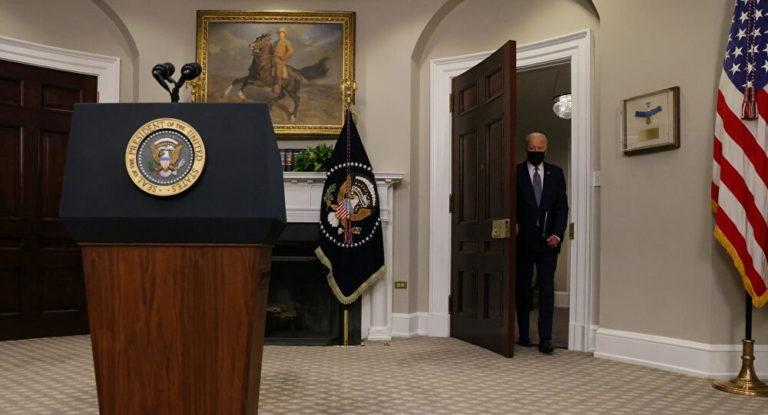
left=545, top=235, right=560, bottom=248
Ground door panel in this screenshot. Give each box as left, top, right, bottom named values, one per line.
left=41, top=131, right=70, bottom=219
left=42, top=84, right=83, bottom=112
left=40, top=265, right=84, bottom=312
left=0, top=59, right=96, bottom=340
left=0, top=77, right=22, bottom=106
left=460, top=84, right=478, bottom=112
left=459, top=132, right=478, bottom=222
left=0, top=267, right=23, bottom=316
left=0, top=126, right=22, bottom=219
left=450, top=41, right=516, bottom=357
left=487, top=119, right=504, bottom=217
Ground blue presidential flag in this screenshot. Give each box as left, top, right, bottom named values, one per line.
left=316, top=111, right=385, bottom=304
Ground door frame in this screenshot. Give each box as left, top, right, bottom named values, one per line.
left=0, top=35, right=120, bottom=102
left=429, top=29, right=596, bottom=352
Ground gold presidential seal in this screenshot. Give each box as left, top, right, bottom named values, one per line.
left=125, top=118, right=206, bottom=196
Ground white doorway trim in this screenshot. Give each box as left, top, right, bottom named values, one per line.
left=427, top=29, right=596, bottom=352
left=0, top=35, right=120, bottom=102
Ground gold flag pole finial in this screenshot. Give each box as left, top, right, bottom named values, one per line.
left=341, top=79, right=357, bottom=117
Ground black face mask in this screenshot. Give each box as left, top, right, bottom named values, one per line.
left=527, top=151, right=545, bottom=165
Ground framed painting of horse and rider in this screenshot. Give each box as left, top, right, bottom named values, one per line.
left=195, top=10, right=355, bottom=137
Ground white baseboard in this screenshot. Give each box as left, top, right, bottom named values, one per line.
left=366, top=326, right=392, bottom=342
left=588, top=324, right=599, bottom=352
left=427, top=312, right=450, bottom=337
left=392, top=312, right=429, bottom=337
left=594, top=327, right=768, bottom=379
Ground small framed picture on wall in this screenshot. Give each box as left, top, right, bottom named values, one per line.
left=622, top=86, right=680, bottom=155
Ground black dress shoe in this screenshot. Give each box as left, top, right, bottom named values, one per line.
left=538, top=341, right=554, bottom=354
left=518, top=338, right=533, bottom=347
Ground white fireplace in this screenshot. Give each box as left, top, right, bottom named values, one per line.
left=282, top=171, right=402, bottom=341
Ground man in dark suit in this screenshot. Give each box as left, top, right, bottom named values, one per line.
left=516, top=132, right=569, bottom=354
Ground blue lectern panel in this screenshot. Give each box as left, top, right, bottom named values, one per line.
left=59, top=103, right=286, bottom=244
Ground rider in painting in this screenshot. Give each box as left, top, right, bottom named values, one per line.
left=272, top=27, right=294, bottom=95
left=211, top=21, right=341, bottom=125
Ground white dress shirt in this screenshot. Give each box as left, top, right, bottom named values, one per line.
left=527, top=161, right=544, bottom=186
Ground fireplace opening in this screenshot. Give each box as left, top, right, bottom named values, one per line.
left=266, top=223, right=361, bottom=345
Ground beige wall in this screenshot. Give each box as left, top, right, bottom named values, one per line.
left=414, top=0, right=599, bottom=315
left=595, top=0, right=768, bottom=343
left=0, top=0, right=137, bottom=102
left=417, top=0, right=767, bottom=344
left=1, top=0, right=446, bottom=316
left=4, top=0, right=766, bottom=345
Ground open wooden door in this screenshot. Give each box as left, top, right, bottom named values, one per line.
left=449, top=42, right=516, bottom=357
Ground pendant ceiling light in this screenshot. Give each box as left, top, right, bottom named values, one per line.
left=553, top=93, right=572, bottom=119
left=551, top=66, right=572, bottom=119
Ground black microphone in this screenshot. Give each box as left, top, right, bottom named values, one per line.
left=179, top=63, right=202, bottom=83
left=158, top=62, right=175, bottom=82
left=152, top=63, right=175, bottom=92
left=169, top=63, right=202, bottom=103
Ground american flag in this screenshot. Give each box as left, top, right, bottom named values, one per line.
left=336, top=198, right=352, bottom=219
left=335, top=196, right=354, bottom=244
left=713, top=0, right=768, bottom=307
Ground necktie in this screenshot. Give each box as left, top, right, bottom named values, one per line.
left=533, top=167, right=542, bottom=206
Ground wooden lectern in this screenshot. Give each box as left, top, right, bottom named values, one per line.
left=59, top=103, right=286, bottom=415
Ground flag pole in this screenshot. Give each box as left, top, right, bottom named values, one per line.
left=343, top=306, right=350, bottom=347
left=712, top=293, right=768, bottom=396
left=339, top=78, right=356, bottom=349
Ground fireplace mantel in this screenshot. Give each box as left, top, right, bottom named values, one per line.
left=283, top=171, right=403, bottom=341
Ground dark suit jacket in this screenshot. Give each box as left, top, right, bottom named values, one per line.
left=516, top=161, right=569, bottom=254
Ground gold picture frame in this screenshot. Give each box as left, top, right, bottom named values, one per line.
left=622, top=86, right=680, bottom=155
left=194, top=10, right=355, bottom=137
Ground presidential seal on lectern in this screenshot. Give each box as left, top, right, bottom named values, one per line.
left=125, top=118, right=206, bottom=196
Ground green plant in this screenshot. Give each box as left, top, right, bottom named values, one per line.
left=292, top=144, right=334, bottom=172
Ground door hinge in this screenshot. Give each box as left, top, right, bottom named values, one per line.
left=449, top=93, right=454, bottom=113
left=448, top=294, right=452, bottom=314
left=569, top=222, right=575, bottom=240
left=449, top=193, right=454, bottom=213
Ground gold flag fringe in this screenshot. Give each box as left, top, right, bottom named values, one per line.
left=315, top=246, right=386, bottom=305
left=712, top=198, right=768, bottom=307
left=714, top=225, right=768, bottom=308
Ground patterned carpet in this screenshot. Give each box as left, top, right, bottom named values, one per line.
left=1, top=336, right=767, bottom=414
